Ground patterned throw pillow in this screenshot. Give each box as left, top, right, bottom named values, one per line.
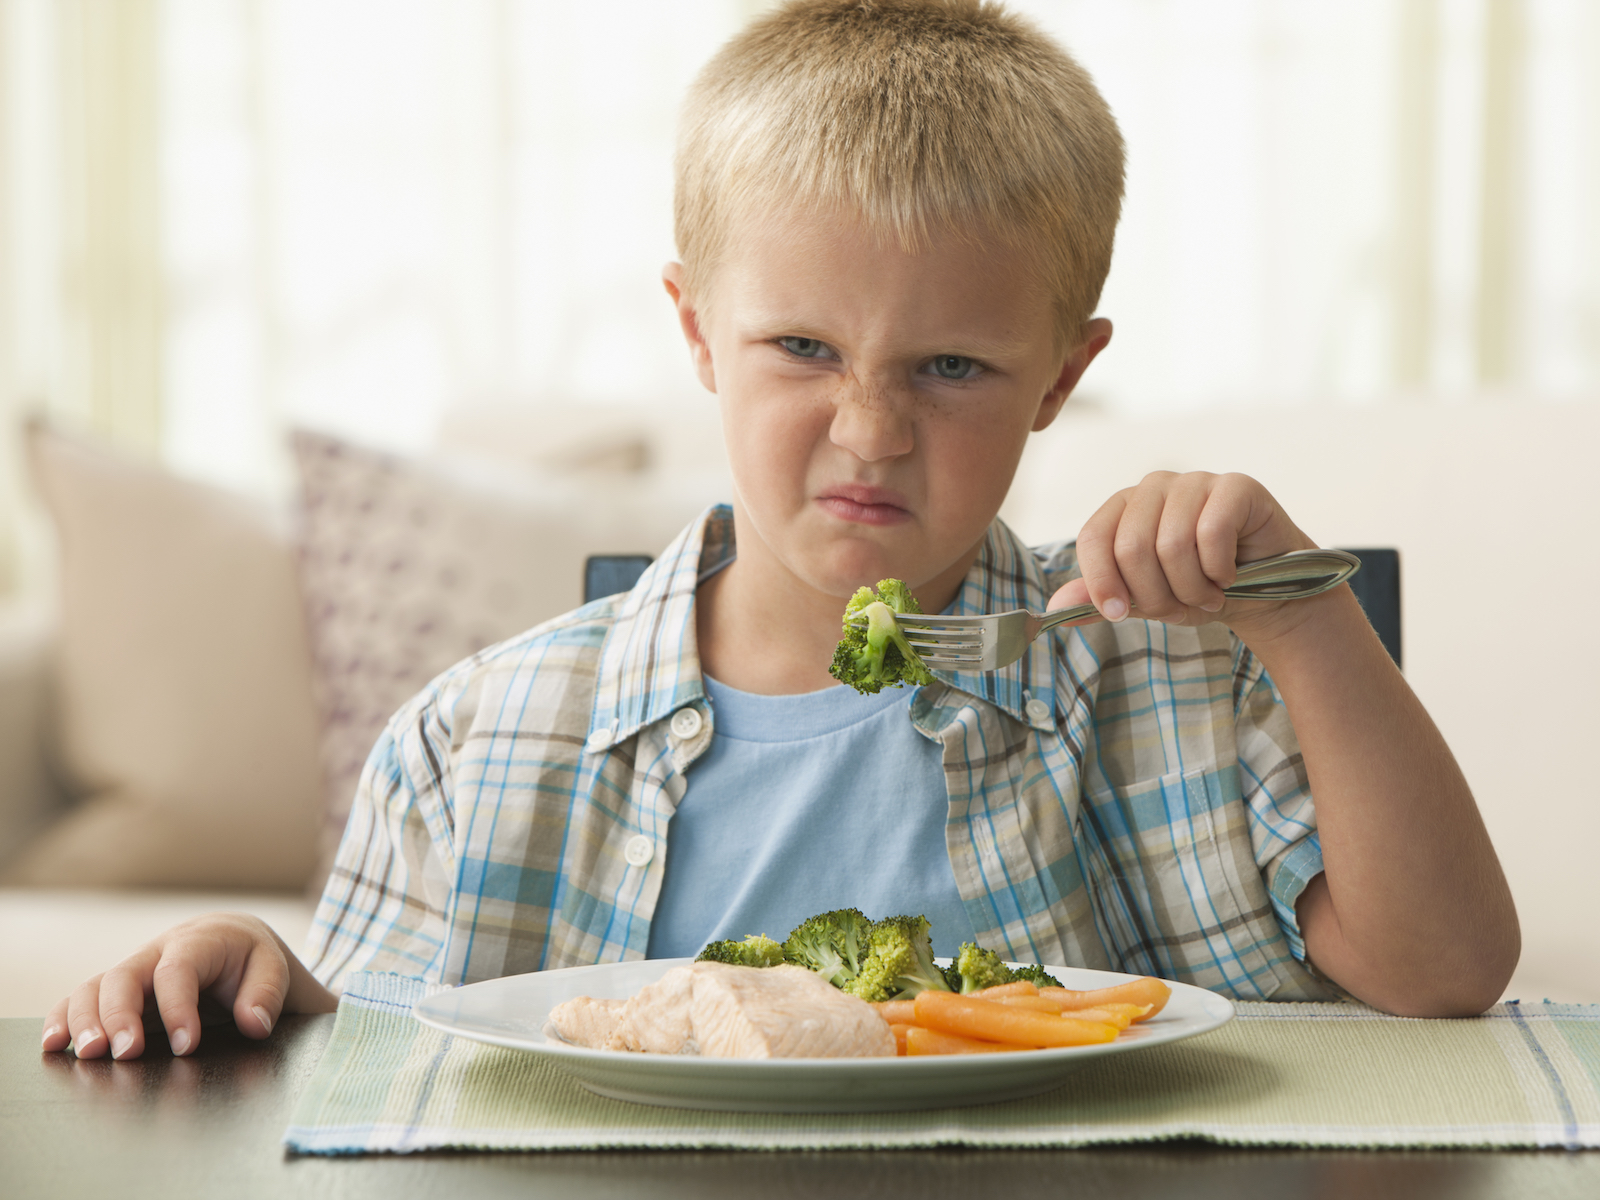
left=290, top=429, right=724, bottom=881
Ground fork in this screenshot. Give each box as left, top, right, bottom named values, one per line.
left=877, top=547, right=1363, bottom=672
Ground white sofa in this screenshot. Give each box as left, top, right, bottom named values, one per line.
left=2, top=397, right=1596, bottom=1018
left=0, top=604, right=318, bottom=1018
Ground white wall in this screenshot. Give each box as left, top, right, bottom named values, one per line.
left=1005, top=399, right=1600, bottom=1001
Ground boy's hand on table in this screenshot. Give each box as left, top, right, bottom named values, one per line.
left=1045, top=470, right=1319, bottom=642
left=40, top=913, right=337, bottom=1060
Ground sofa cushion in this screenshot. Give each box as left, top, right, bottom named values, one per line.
left=0, top=607, right=66, bottom=864
left=3, top=426, right=324, bottom=889
left=290, top=429, right=724, bottom=873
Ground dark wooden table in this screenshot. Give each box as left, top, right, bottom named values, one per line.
left=3, top=1015, right=1597, bottom=1199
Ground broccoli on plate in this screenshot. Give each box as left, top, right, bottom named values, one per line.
left=703, top=913, right=1067, bottom=1000
left=782, top=907, right=873, bottom=988
left=944, top=941, right=1065, bottom=993
left=695, top=933, right=785, bottom=968
left=829, top=579, right=937, bottom=695
left=843, top=914, right=954, bottom=1002
left=1008, top=962, right=1065, bottom=989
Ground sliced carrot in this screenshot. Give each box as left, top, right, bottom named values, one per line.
left=905, top=1025, right=1029, bottom=1056
left=873, top=1000, right=917, bottom=1024
left=1053, top=1003, right=1152, bottom=1031
left=888, top=1022, right=912, bottom=1056
left=991, top=994, right=1063, bottom=1013
left=973, top=980, right=1039, bottom=999
left=1040, top=978, right=1171, bottom=1020
left=913, top=990, right=1119, bottom=1048
left=1024, top=995, right=1154, bottom=1026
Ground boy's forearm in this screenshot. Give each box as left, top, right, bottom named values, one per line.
left=1239, top=587, right=1519, bottom=1016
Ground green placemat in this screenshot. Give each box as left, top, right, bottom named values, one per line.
left=284, top=972, right=1600, bottom=1154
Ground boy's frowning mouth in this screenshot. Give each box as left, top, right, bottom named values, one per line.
left=815, top=483, right=912, bottom=526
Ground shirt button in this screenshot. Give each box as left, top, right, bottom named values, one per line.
left=1024, top=698, right=1052, bottom=724
left=585, top=724, right=615, bottom=753
left=670, top=707, right=703, bottom=740
left=624, top=835, right=654, bottom=867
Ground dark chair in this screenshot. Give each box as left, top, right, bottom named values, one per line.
left=583, top=548, right=1402, bottom=669
left=584, top=555, right=654, bottom=604
left=1339, top=547, right=1401, bottom=669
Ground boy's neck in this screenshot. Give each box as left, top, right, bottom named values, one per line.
left=694, top=558, right=842, bottom=695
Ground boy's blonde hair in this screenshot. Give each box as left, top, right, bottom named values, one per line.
left=675, top=0, right=1125, bottom=343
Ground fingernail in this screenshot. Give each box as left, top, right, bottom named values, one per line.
left=1102, top=597, right=1128, bottom=621
left=42, top=1025, right=60, bottom=1048
left=75, top=1028, right=102, bottom=1057
left=169, top=1027, right=191, bottom=1056
left=111, top=1030, right=134, bottom=1059
left=252, top=1005, right=273, bottom=1036
left=1201, top=598, right=1224, bottom=613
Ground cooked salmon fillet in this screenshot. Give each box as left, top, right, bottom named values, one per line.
left=543, top=995, right=626, bottom=1048
left=546, top=962, right=895, bottom=1059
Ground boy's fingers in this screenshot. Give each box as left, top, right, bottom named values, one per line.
left=96, top=957, right=158, bottom=1060
left=1112, top=482, right=1186, bottom=621
left=1154, top=476, right=1226, bottom=614
left=66, top=975, right=109, bottom=1058
left=1045, top=577, right=1094, bottom=616
left=1075, top=494, right=1132, bottom=620
left=42, top=996, right=72, bottom=1052
left=151, top=948, right=207, bottom=1057
left=231, top=941, right=292, bottom=1040
left=1198, top=474, right=1258, bottom=589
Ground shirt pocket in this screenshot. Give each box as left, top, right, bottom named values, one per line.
left=1078, top=763, right=1293, bottom=999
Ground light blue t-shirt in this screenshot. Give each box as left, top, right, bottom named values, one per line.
left=646, top=676, right=979, bottom=960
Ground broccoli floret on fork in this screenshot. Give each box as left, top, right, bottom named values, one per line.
left=829, top=579, right=937, bottom=695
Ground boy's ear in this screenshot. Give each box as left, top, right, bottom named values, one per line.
left=1032, top=317, right=1112, bottom=432
left=662, top=263, right=717, bottom=393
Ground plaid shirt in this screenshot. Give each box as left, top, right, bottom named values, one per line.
left=306, top=506, right=1332, bottom=1001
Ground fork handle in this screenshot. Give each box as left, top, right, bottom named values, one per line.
left=1035, top=547, right=1362, bottom=632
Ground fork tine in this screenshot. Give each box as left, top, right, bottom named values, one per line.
left=849, top=614, right=980, bottom=630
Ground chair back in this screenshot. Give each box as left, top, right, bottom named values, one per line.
left=583, top=547, right=1403, bottom=669
left=1341, top=548, right=1402, bottom=669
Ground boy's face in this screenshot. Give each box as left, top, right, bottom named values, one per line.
left=665, top=206, right=1108, bottom=607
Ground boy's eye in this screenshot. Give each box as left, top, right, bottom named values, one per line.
left=778, top=336, right=830, bottom=359
left=926, top=354, right=980, bottom=380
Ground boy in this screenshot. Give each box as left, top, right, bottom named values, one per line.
left=46, top=0, right=1516, bottom=1063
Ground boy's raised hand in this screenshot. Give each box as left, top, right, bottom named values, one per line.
left=40, top=912, right=336, bottom=1060
left=1047, top=470, right=1318, bottom=638
left=1053, top=473, right=1519, bottom=1016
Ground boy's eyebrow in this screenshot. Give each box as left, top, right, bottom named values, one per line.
left=739, top=313, right=1037, bottom=360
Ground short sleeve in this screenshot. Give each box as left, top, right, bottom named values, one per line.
left=303, top=702, right=459, bottom=992
left=1231, top=645, right=1324, bottom=965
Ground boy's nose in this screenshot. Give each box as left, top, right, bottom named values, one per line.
left=827, top=374, right=914, bottom=462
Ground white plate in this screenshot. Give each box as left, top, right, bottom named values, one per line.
left=411, top=959, right=1234, bottom=1113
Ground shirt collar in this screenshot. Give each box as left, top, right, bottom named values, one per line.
left=586, top=506, right=1057, bottom=752
left=587, top=505, right=732, bottom=752
left=934, top=518, right=1060, bottom=730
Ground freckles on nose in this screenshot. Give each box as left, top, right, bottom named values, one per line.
left=829, top=372, right=913, bottom=460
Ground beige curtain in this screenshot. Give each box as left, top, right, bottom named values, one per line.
left=0, top=0, right=161, bottom=597
left=2, top=0, right=1597, bottom=596
left=57, top=0, right=164, bottom=453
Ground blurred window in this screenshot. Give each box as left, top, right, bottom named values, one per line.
left=3, top=0, right=1598, bottom=511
